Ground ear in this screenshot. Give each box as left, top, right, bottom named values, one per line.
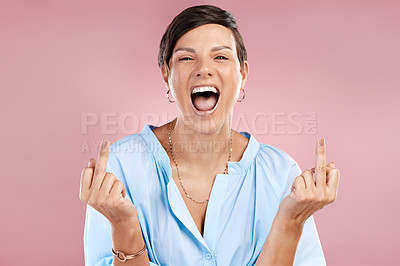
left=161, top=64, right=170, bottom=88
left=240, top=61, right=249, bottom=88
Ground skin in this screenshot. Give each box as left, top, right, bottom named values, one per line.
left=80, top=140, right=150, bottom=266
left=79, top=23, right=340, bottom=266
left=155, top=24, right=251, bottom=235
left=255, top=139, right=340, bottom=265
left=160, top=23, right=250, bottom=172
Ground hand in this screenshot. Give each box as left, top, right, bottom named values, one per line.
left=278, top=138, right=340, bottom=226
left=79, top=140, right=140, bottom=227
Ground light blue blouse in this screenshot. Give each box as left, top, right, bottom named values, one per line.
left=84, top=124, right=326, bottom=266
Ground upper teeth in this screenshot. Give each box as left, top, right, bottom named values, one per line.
left=192, top=86, right=218, bottom=94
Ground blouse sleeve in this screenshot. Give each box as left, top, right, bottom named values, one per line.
left=282, top=162, right=327, bottom=266
left=83, top=148, right=159, bottom=266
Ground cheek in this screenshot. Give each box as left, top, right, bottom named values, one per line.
left=169, top=66, right=190, bottom=85
left=223, top=70, right=243, bottom=102
left=169, top=70, right=183, bottom=89
left=168, top=70, right=190, bottom=100
left=222, top=67, right=242, bottom=89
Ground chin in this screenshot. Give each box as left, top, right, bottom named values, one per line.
left=182, top=109, right=230, bottom=135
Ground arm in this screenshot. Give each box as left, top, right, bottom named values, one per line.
left=255, top=212, right=303, bottom=266
left=81, top=140, right=159, bottom=266
left=84, top=204, right=159, bottom=266
left=256, top=139, right=339, bottom=265
left=111, top=220, right=151, bottom=266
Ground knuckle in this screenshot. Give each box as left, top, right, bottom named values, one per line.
left=113, top=180, right=123, bottom=187
left=110, top=197, right=121, bottom=207
left=303, top=170, right=313, bottom=176
left=81, top=167, right=92, bottom=176
left=331, top=168, right=340, bottom=176
left=320, top=190, right=327, bottom=199
left=307, top=194, right=315, bottom=203
left=306, top=196, right=314, bottom=204
left=313, top=193, right=323, bottom=203
left=104, top=173, right=115, bottom=182
left=94, top=167, right=105, bottom=176
left=99, top=148, right=108, bottom=156
left=296, top=194, right=307, bottom=203
left=294, top=176, right=303, bottom=183
left=306, top=195, right=314, bottom=203
left=318, top=145, right=325, bottom=154
left=317, top=194, right=328, bottom=204
left=317, top=164, right=327, bottom=173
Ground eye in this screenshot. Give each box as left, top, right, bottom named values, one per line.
left=215, top=55, right=228, bottom=60
left=178, top=57, right=193, bottom=61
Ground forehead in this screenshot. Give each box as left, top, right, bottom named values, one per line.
left=174, top=24, right=237, bottom=52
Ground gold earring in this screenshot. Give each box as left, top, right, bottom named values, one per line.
left=237, top=88, right=246, bottom=102
left=167, top=89, right=175, bottom=103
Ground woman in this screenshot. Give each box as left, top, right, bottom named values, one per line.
left=80, top=5, right=339, bottom=266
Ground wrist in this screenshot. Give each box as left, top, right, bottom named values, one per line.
left=111, top=218, right=147, bottom=263
left=273, top=212, right=304, bottom=237
left=111, top=218, right=141, bottom=234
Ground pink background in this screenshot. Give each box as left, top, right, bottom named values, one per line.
left=1, top=0, right=399, bottom=265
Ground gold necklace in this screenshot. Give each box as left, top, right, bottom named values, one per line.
left=168, top=119, right=233, bottom=204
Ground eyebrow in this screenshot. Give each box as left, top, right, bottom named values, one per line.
left=211, top=46, right=233, bottom=52
left=173, top=46, right=233, bottom=53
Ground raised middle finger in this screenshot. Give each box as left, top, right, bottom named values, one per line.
left=90, top=140, right=110, bottom=190
left=315, top=138, right=327, bottom=188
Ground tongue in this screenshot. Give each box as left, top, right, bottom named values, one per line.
left=193, top=94, right=218, bottom=111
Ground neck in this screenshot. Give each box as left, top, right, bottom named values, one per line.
left=168, top=117, right=233, bottom=173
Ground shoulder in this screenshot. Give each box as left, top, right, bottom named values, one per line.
left=108, top=125, right=160, bottom=160
left=253, top=141, right=301, bottom=199
left=106, top=128, right=159, bottom=175
left=109, top=132, right=147, bottom=154
left=256, top=142, right=298, bottom=170
left=105, top=128, right=161, bottom=202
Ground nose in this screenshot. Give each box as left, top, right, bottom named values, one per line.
left=195, top=59, right=214, bottom=77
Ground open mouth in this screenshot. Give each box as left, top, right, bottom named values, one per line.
left=190, top=86, right=220, bottom=112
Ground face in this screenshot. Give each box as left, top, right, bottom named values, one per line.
left=162, top=24, right=249, bottom=134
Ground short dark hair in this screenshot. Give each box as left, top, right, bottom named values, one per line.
left=158, top=5, right=247, bottom=71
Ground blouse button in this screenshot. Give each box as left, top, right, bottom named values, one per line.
left=205, top=253, right=212, bottom=260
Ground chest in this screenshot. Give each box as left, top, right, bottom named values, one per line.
left=145, top=167, right=271, bottom=266
left=170, top=167, right=215, bottom=236
left=184, top=198, right=208, bottom=236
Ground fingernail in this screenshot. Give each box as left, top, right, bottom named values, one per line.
left=88, top=159, right=91, bottom=166
left=101, top=139, right=108, bottom=149
left=319, top=138, right=325, bottom=146
left=331, top=162, right=335, bottom=168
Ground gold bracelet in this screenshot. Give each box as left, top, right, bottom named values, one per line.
left=112, top=243, right=146, bottom=262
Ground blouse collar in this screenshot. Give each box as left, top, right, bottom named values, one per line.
left=140, top=124, right=260, bottom=175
